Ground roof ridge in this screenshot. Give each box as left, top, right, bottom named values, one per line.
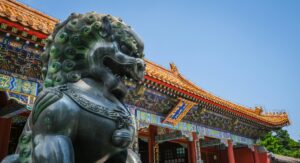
left=146, top=59, right=255, bottom=112
left=145, top=59, right=173, bottom=73
left=0, top=0, right=59, bottom=34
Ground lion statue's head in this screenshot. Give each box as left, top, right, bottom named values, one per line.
left=41, top=12, right=145, bottom=101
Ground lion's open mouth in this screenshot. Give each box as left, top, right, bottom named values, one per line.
left=103, top=55, right=145, bottom=83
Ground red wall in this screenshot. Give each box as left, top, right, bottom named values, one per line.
left=203, top=148, right=270, bottom=163
left=0, top=118, right=12, bottom=160
left=219, top=148, right=254, bottom=163
left=220, top=150, right=229, bottom=163
left=234, top=147, right=255, bottom=163
left=258, top=152, right=270, bottom=163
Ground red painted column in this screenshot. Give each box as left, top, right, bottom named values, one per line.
left=227, top=140, right=236, bottom=163
left=254, top=146, right=261, bottom=163
left=148, top=125, right=157, bottom=163
left=266, top=153, right=271, bottom=163
left=188, top=141, right=195, bottom=163
left=189, top=132, right=197, bottom=163
left=0, top=118, right=12, bottom=160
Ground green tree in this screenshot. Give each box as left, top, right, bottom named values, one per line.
left=259, top=129, right=300, bottom=158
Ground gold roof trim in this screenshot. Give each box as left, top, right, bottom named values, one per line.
left=0, top=0, right=59, bottom=34
left=145, top=60, right=289, bottom=126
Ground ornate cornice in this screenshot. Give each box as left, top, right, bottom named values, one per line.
left=145, top=60, right=290, bottom=127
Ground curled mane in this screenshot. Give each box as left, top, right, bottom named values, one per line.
left=41, top=12, right=143, bottom=88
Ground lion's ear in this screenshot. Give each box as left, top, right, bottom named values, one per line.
left=102, top=16, right=112, bottom=37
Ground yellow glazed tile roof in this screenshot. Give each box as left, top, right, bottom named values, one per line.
left=0, top=0, right=59, bottom=34
left=0, top=0, right=289, bottom=127
left=145, top=60, right=290, bottom=127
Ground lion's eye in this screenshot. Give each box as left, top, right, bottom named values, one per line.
left=120, top=45, right=130, bottom=55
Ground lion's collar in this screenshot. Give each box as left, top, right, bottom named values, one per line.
left=58, top=85, right=133, bottom=128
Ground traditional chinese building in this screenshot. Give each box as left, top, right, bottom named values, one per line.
left=0, top=1, right=290, bottom=163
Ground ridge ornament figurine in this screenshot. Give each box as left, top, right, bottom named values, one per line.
left=2, top=12, right=145, bottom=163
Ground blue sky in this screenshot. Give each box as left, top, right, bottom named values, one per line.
left=19, top=0, right=300, bottom=140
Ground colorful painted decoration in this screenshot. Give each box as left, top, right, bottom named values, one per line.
left=155, top=130, right=184, bottom=143
left=196, top=141, right=201, bottom=162
left=0, top=74, right=39, bottom=96
left=0, top=36, right=43, bottom=80
left=5, top=91, right=35, bottom=110
left=21, top=31, right=28, bottom=37
left=12, top=27, right=18, bottom=33
left=231, top=134, right=254, bottom=145
left=196, top=126, right=231, bottom=140
left=163, top=98, right=196, bottom=126
left=200, top=139, right=222, bottom=148
left=134, top=108, right=255, bottom=146
left=154, top=143, right=159, bottom=163
left=133, top=105, right=197, bottom=132
left=31, top=35, right=37, bottom=41
left=1, top=23, right=8, bottom=29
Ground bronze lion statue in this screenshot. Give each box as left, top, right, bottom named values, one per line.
left=2, top=12, right=145, bottom=163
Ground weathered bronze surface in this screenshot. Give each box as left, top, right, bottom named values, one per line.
left=2, top=12, right=145, bottom=163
